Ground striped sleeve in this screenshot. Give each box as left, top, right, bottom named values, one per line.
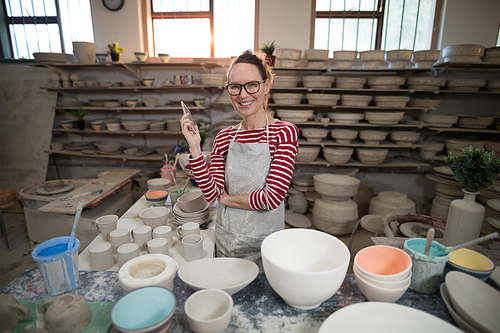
left=249, top=122, right=298, bottom=210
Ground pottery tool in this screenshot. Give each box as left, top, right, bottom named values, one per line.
left=58, top=189, right=103, bottom=201
left=172, top=172, right=179, bottom=190
left=181, top=101, right=197, bottom=134
left=67, top=200, right=84, bottom=250
left=424, top=228, right=435, bottom=256
left=181, top=177, right=190, bottom=194
left=434, top=232, right=499, bottom=257
left=173, top=152, right=180, bottom=168
left=164, top=153, right=169, bottom=165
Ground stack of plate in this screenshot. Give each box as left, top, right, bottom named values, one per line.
left=173, top=202, right=211, bottom=225
left=442, top=271, right=500, bottom=333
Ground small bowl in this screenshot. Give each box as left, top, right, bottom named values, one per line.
left=142, top=78, right=155, bottom=87
left=158, top=53, right=170, bottom=63
left=91, top=124, right=103, bottom=131
left=354, top=268, right=411, bottom=302
left=139, top=206, right=170, bottom=229
left=194, top=98, right=205, bottom=107
left=111, top=286, right=176, bottom=333
left=177, top=191, right=207, bottom=213
left=354, top=245, right=412, bottom=281
left=96, top=53, right=108, bottom=62
left=125, top=100, right=138, bottom=108
left=134, top=52, right=148, bottom=62
left=145, top=190, right=169, bottom=207
left=147, top=178, right=171, bottom=191
left=106, top=123, right=121, bottom=131
left=444, top=247, right=496, bottom=281
left=60, top=120, right=73, bottom=130
left=185, top=289, right=233, bottom=333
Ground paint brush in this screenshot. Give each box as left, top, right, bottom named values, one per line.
left=181, top=177, right=190, bottom=194
left=67, top=200, right=84, bottom=250
left=424, top=228, right=435, bottom=256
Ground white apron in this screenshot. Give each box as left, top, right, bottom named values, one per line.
left=215, top=119, right=284, bottom=270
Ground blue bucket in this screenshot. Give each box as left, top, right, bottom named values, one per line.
left=32, top=236, right=81, bottom=296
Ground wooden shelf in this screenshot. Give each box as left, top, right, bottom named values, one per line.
left=298, top=139, right=422, bottom=149
left=54, top=106, right=207, bottom=112
left=272, top=67, right=429, bottom=75
left=43, top=84, right=222, bottom=92
left=46, top=149, right=163, bottom=161
left=433, top=62, right=500, bottom=69
left=286, top=121, right=425, bottom=128
left=295, top=157, right=430, bottom=168
left=268, top=103, right=431, bottom=111
left=53, top=129, right=183, bottom=135
left=427, top=127, right=500, bottom=134
left=33, top=61, right=224, bottom=70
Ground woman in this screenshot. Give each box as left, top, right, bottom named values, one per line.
left=180, top=50, right=298, bottom=268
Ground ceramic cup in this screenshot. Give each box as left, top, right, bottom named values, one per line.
left=176, top=222, right=200, bottom=239
left=95, top=215, right=118, bottom=241
left=182, top=234, right=203, bottom=262
left=147, top=238, right=169, bottom=255
left=153, top=225, right=174, bottom=249
left=133, top=225, right=152, bottom=251
left=89, top=243, right=114, bottom=271
left=117, top=243, right=140, bottom=268
left=109, top=228, right=131, bottom=254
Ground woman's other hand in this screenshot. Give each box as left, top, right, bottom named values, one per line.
left=181, top=114, right=202, bottom=158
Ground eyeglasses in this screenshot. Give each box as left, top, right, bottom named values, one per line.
left=225, top=79, right=266, bottom=96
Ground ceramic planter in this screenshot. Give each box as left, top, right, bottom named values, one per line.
left=110, top=53, right=121, bottom=62
left=76, top=119, right=85, bottom=131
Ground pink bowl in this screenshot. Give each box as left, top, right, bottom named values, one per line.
left=354, top=245, right=412, bottom=281
left=353, top=265, right=411, bottom=289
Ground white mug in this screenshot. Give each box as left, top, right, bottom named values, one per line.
left=109, top=228, right=130, bottom=254
left=182, top=234, right=203, bottom=261
left=89, top=243, right=114, bottom=271
left=176, top=222, right=200, bottom=239
left=117, top=243, right=140, bottom=267
left=147, top=238, right=169, bottom=255
left=153, top=225, right=174, bottom=249
left=133, top=225, right=152, bottom=251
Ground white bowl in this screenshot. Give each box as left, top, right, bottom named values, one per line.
left=323, top=147, right=354, bottom=164
left=304, top=49, right=329, bottom=60
left=354, top=269, right=411, bottom=302
left=359, top=130, right=387, bottom=145
left=313, top=174, right=360, bottom=200
left=356, top=148, right=389, bottom=165
left=364, top=111, right=404, bottom=125
left=95, top=141, right=122, bottom=152
left=277, top=109, right=314, bottom=123
left=261, top=229, right=350, bottom=309
left=139, top=207, right=170, bottom=229
left=353, top=265, right=411, bottom=289
left=178, top=258, right=258, bottom=295
left=327, top=112, right=364, bottom=124
left=354, top=245, right=413, bottom=282
left=301, top=128, right=329, bottom=143
left=118, top=254, right=178, bottom=292
left=177, top=191, right=207, bottom=213
left=330, top=129, right=358, bottom=144
left=296, top=146, right=320, bottom=162
left=185, top=289, right=233, bottom=333
left=106, top=123, right=121, bottom=131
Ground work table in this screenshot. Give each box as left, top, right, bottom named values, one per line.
left=1, top=269, right=454, bottom=332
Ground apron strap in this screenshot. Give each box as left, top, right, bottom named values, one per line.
left=232, top=115, right=269, bottom=143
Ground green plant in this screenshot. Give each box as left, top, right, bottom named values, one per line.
left=107, top=41, right=124, bottom=54
left=445, top=146, right=500, bottom=192
left=66, top=108, right=91, bottom=120
left=259, top=41, right=277, bottom=56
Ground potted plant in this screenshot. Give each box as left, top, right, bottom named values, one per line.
left=443, top=146, right=500, bottom=246
left=67, top=108, right=91, bottom=131
left=107, top=41, right=124, bottom=62
left=259, top=41, right=277, bottom=67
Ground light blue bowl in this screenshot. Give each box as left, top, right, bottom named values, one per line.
left=111, top=286, right=176, bottom=332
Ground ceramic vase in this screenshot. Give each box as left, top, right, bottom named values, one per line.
left=76, top=119, right=85, bottom=131
left=442, top=190, right=485, bottom=247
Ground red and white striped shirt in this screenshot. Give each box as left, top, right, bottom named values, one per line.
left=188, top=120, right=299, bottom=211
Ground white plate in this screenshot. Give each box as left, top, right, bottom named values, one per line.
left=440, top=283, right=481, bottom=333
left=318, top=302, right=462, bottom=333
left=446, top=271, right=500, bottom=333
left=399, top=222, right=444, bottom=238
left=285, top=210, right=312, bottom=228
left=177, top=258, right=258, bottom=295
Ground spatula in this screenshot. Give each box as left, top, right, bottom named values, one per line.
left=424, top=228, right=435, bottom=256
left=67, top=200, right=84, bottom=250
left=434, top=232, right=499, bottom=257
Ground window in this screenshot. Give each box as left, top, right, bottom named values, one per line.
left=1, top=0, right=93, bottom=60
left=151, top=0, right=255, bottom=58
left=313, top=0, right=437, bottom=56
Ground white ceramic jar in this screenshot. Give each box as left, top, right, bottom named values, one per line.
left=368, top=191, right=416, bottom=217
left=312, top=198, right=358, bottom=235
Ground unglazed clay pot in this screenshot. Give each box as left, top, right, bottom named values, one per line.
left=312, top=198, right=358, bottom=235
left=0, top=295, right=30, bottom=332
left=368, top=191, right=416, bottom=217
left=42, top=294, right=92, bottom=333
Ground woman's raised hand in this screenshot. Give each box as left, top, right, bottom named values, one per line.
left=180, top=114, right=202, bottom=157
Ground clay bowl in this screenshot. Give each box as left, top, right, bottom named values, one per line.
left=134, top=52, right=148, bottom=61
left=261, top=229, right=350, bottom=309
left=139, top=207, right=170, bottom=229
left=385, top=49, right=413, bottom=61
left=327, top=112, right=364, bottom=124
left=359, top=130, right=387, bottom=145
left=373, top=96, right=410, bottom=108
left=185, top=289, right=233, bottom=333
left=111, top=286, right=176, bottom=333
left=277, top=109, right=314, bottom=123
left=443, top=248, right=496, bottom=281
left=359, top=50, right=386, bottom=61
left=322, top=147, right=354, bottom=164
left=142, top=97, right=158, bottom=108
left=367, top=76, right=406, bottom=89
left=353, top=265, right=411, bottom=290
left=149, top=122, right=166, bottom=131
left=122, top=121, right=151, bottom=131
left=339, top=94, right=372, bottom=107
left=364, top=111, right=404, bottom=125
left=408, top=99, right=441, bottom=109
left=106, top=123, right=121, bottom=131
left=354, top=245, right=412, bottom=282
left=125, top=99, right=138, bottom=108
left=178, top=258, right=258, bottom=295
left=354, top=267, right=411, bottom=302
left=142, top=78, right=155, bottom=87
left=272, top=93, right=303, bottom=105
left=296, top=146, right=320, bottom=162
left=336, top=78, right=366, bottom=89
left=412, top=50, right=441, bottom=62
left=333, top=50, right=357, bottom=61
left=390, top=131, right=420, bottom=146
left=95, top=141, right=123, bottom=152
left=273, top=76, right=300, bottom=88
left=457, top=115, right=494, bottom=129
left=145, top=190, right=169, bottom=207
left=302, top=76, right=335, bottom=88
left=147, top=178, right=171, bottom=191
left=420, top=141, right=445, bottom=153
left=176, top=191, right=207, bottom=213
left=306, top=93, right=340, bottom=106
left=356, top=148, right=389, bottom=165
left=330, top=129, right=358, bottom=144
left=420, top=114, right=458, bottom=127
left=301, top=128, right=329, bottom=143
left=313, top=174, right=360, bottom=200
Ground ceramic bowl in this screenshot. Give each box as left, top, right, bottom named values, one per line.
left=364, top=111, right=404, bottom=125
left=194, top=98, right=205, bottom=107
left=178, top=258, right=258, bottom=295
left=327, top=112, right=364, bottom=124
left=96, top=53, right=108, bottom=62
left=359, top=130, right=387, bottom=145
left=353, top=265, right=411, bottom=289
left=412, top=50, right=440, bottom=62
left=373, top=96, right=410, bottom=108
left=444, top=248, right=496, bottom=281
left=330, top=129, right=358, bottom=144
left=143, top=97, right=158, bottom=108
left=408, top=99, right=441, bottom=109
left=359, top=50, right=386, bottom=61
left=420, top=114, right=458, bottom=127
left=106, top=123, right=121, bottom=131
left=322, top=147, right=354, bottom=164
left=273, top=76, right=301, bottom=88
left=60, top=120, right=73, bottom=130
left=122, top=121, right=151, bottom=131
left=134, top=52, right=148, bottom=61
left=333, top=50, right=357, bottom=61
left=301, top=128, right=329, bottom=143
left=111, top=286, right=175, bottom=333
left=442, top=44, right=485, bottom=57
left=149, top=122, right=165, bottom=131
left=304, top=49, right=329, bottom=61
left=158, top=53, right=170, bottom=63
left=313, top=174, right=360, bottom=200
left=420, top=141, right=445, bottom=152
left=142, top=78, right=155, bottom=87
left=145, top=190, right=169, bottom=207
left=125, top=100, right=138, bottom=108
left=139, top=207, right=170, bottom=229
left=147, top=178, right=171, bottom=191
left=336, top=78, right=366, bottom=89
left=354, top=268, right=411, bottom=302
left=176, top=191, right=207, bottom=213
left=184, top=289, right=233, bottom=333
left=367, top=76, right=406, bottom=88
left=339, top=94, right=372, bottom=107
left=95, top=141, right=122, bottom=152
left=261, top=229, right=350, bottom=309
left=390, top=131, right=420, bottom=146
left=306, top=93, right=340, bottom=106
left=356, top=148, right=389, bottom=165
left=385, top=49, right=413, bottom=61
left=457, top=115, right=494, bottom=129
left=354, top=245, right=412, bottom=282
left=302, top=76, right=335, bottom=88
left=277, top=109, right=314, bottom=123
left=296, top=146, right=320, bottom=162
left=272, top=93, right=303, bottom=105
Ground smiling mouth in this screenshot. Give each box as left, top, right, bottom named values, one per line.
left=239, top=101, right=254, bottom=107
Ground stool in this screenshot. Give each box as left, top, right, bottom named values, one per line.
left=0, top=188, right=18, bottom=250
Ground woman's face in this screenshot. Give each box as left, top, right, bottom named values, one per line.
left=227, top=63, right=268, bottom=118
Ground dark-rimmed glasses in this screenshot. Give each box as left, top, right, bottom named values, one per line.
left=225, top=79, right=266, bottom=96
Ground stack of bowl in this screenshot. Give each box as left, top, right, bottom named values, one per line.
left=406, top=77, right=447, bottom=91
left=273, top=75, right=300, bottom=88
left=276, top=109, right=314, bottom=123
left=173, top=191, right=211, bottom=225
left=385, top=49, right=413, bottom=69
left=312, top=174, right=360, bottom=235
left=147, top=178, right=171, bottom=191
left=426, top=166, right=463, bottom=221
left=367, top=77, right=406, bottom=90
left=353, top=245, right=412, bottom=302
left=368, top=191, right=416, bottom=216
left=272, top=93, right=303, bottom=105
left=359, top=50, right=385, bottom=69
left=412, top=50, right=440, bottom=68
left=287, top=187, right=309, bottom=214
left=441, top=44, right=485, bottom=63
left=333, top=50, right=357, bottom=69
left=302, top=76, right=335, bottom=88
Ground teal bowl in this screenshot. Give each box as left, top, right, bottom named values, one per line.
left=111, top=286, right=176, bottom=332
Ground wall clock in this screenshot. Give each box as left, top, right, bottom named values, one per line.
left=102, top=0, right=125, bottom=12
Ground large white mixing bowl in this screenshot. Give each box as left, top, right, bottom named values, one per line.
left=261, top=229, right=350, bottom=309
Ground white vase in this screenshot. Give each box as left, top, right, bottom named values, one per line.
left=442, top=189, right=485, bottom=247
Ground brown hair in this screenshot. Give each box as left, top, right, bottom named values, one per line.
left=227, top=50, right=274, bottom=110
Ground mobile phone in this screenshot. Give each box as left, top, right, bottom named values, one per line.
left=181, top=101, right=197, bottom=135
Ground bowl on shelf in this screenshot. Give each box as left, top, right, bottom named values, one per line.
left=301, top=128, right=329, bottom=143
left=322, top=147, right=354, bottom=164
left=149, top=122, right=166, bottom=131
left=306, top=93, right=340, bottom=106
left=412, top=50, right=440, bottom=62
left=276, top=109, right=314, bottom=123
left=356, top=148, right=389, bottom=165
left=302, top=76, right=335, bottom=88
left=336, top=78, right=366, bottom=89
left=275, top=48, right=301, bottom=60
left=390, top=131, right=420, bottom=146
left=142, top=78, right=155, bottom=87
left=359, top=130, right=387, bottom=145
left=124, top=148, right=138, bottom=156
left=158, top=53, right=170, bottom=63
left=106, top=123, right=121, bottom=131
left=90, top=120, right=104, bottom=131
left=134, top=52, right=148, bottom=61
left=193, top=98, right=205, bottom=107
left=143, top=97, right=159, bottom=108
left=367, top=77, right=406, bottom=90
left=296, top=146, right=320, bottom=162
left=330, top=129, right=358, bottom=144
left=339, top=95, right=372, bottom=107
left=272, top=93, right=303, bottom=105
left=364, top=111, right=404, bottom=125
left=456, top=115, right=494, bottom=129
left=125, top=99, right=138, bottom=108
left=273, top=75, right=301, bottom=88
left=95, top=141, right=123, bottom=152
left=385, top=49, right=413, bottom=61
left=333, top=50, right=357, bottom=61
left=96, top=53, right=109, bottom=62
left=60, top=120, right=73, bottom=130
left=122, top=121, right=151, bottom=131
left=420, top=114, right=458, bottom=128
left=359, top=50, right=386, bottom=61
left=373, top=96, right=410, bottom=108
left=327, top=112, right=364, bottom=124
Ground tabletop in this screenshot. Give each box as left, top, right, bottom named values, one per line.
left=1, top=269, right=457, bottom=333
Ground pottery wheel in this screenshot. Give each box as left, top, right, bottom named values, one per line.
left=36, top=182, right=75, bottom=195
left=285, top=210, right=312, bottom=228
left=399, top=222, right=444, bottom=238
